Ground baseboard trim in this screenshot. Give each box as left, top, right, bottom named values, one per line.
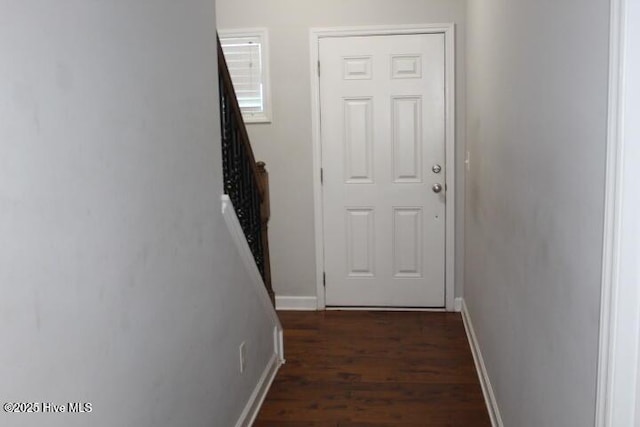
left=326, top=306, right=445, bottom=312
left=275, top=296, right=318, bottom=311
left=234, top=352, right=282, bottom=427
left=454, top=297, right=462, bottom=312
left=461, top=299, right=504, bottom=427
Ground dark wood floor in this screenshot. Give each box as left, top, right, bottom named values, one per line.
left=255, top=311, right=491, bottom=426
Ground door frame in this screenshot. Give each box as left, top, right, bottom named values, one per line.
left=309, top=24, right=456, bottom=311
left=596, top=0, right=640, bottom=424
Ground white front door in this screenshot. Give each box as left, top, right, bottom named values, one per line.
left=320, top=33, right=446, bottom=307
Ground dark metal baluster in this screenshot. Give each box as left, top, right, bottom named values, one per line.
left=217, top=35, right=271, bottom=301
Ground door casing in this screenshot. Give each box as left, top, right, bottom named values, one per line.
left=309, top=24, right=456, bottom=310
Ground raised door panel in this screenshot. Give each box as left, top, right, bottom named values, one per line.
left=346, top=208, right=375, bottom=277
left=392, top=96, right=422, bottom=183
left=344, top=98, right=374, bottom=183
left=393, top=208, right=423, bottom=277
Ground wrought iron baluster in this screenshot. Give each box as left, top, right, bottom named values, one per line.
left=217, top=35, right=271, bottom=300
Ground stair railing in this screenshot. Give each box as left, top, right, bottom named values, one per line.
left=217, top=36, right=274, bottom=306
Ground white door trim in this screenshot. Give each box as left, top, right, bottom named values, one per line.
left=309, top=24, right=456, bottom=311
left=596, top=0, right=640, bottom=424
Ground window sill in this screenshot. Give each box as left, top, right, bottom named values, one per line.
left=243, top=114, right=272, bottom=124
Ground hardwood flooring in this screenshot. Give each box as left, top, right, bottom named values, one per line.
left=254, top=311, right=491, bottom=426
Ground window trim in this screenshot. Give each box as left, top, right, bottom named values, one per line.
left=219, top=28, right=272, bottom=124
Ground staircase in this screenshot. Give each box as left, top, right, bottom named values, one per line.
left=217, top=37, right=274, bottom=306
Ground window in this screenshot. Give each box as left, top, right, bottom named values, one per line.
left=219, top=28, right=271, bottom=123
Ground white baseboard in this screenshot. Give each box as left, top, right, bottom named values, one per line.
left=454, top=297, right=463, bottom=312
left=326, top=306, right=445, bottom=312
left=275, top=296, right=318, bottom=311
left=234, top=352, right=282, bottom=427
left=461, top=299, right=504, bottom=427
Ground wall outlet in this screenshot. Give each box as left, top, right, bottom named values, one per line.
left=239, top=341, right=247, bottom=374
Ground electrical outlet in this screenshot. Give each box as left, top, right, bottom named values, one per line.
left=239, top=341, right=247, bottom=373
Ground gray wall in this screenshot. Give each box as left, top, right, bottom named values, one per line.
left=0, top=2, right=276, bottom=426
left=216, top=0, right=467, bottom=299
left=464, top=0, right=609, bottom=425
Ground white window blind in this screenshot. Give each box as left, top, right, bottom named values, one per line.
left=219, top=29, right=271, bottom=123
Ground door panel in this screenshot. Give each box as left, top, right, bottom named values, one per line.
left=320, top=33, right=445, bottom=307
left=346, top=208, right=375, bottom=277
left=393, top=207, right=423, bottom=278
left=392, top=96, right=423, bottom=183
left=344, top=98, right=374, bottom=183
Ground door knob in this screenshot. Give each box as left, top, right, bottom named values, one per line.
left=432, top=183, right=443, bottom=193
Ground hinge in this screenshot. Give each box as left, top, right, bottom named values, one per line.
left=323, top=272, right=326, bottom=287
left=317, top=60, right=321, bottom=77
left=320, top=168, right=324, bottom=184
